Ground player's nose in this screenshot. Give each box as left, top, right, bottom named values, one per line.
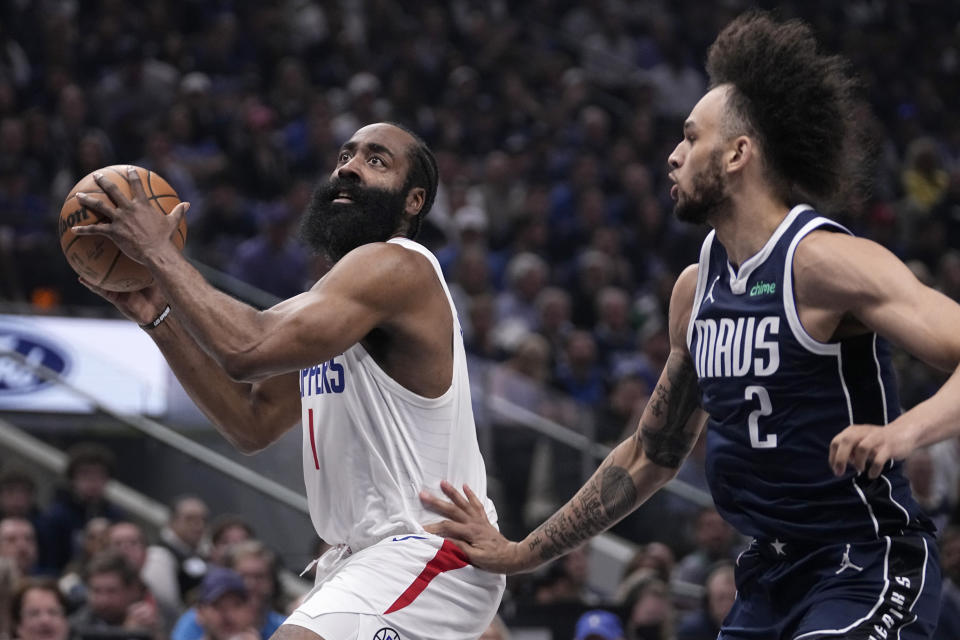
left=336, top=157, right=363, bottom=183
left=668, top=144, right=683, bottom=170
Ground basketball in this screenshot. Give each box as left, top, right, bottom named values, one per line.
left=58, top=165, right=188, bottom=292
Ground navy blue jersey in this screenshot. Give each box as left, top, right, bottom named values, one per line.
left=687, top=205, right=934, bottom=543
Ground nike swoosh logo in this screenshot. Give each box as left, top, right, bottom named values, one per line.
left=392, top=535, right=428, bottom=542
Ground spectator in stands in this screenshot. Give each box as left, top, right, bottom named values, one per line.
left=142, top=496, right=208, bottom=610
left=464, top=293, right=499, bottom=360
left=191, top=171, right=259, bottom=270
left=69, top=550, right=162, bottom=640
left=531, top=545, right=599, bottom=606
left=207, top=516, right=255, bottom=568
left=108, top=521, right=179, bottom=631
left=568, top=250, right=615, bottom=329
left=596, top=371, right=649, bottom=446
left=0, top=469, right=39, bottom=522
left=59, top=517, right=111, bottom=609
left=553, top=330, right=606, bottom=409
left=676, top=562, right=736, bottom=640
left=226, top=542, right=285, bottom=636
left=902, top=137, right=950, bottom=217
left=496, top=252, right=549, bottom=334
left=193, top=567, right=258, bottom=640
left=674, top=508, right=740, bottom=586
left=488, top=332, right=553, bottom=538
left=10, top=579, right=69, bottom=640
left=172, top=540, right=284, bottom=640
left=573, top=609, right=625, bottom=640
left=534, top=287, right=574, bottom=364
left=227, top=202, right=308, bottom=299
left=592, top=286, right=637, bottom=370
left=618, top=543, right=675, bottom=599
left=622, top=574, right=673, bottom=640
left=0, top=557, right=16, bottom=640
left=38, top=443, right=123, bottom=573
left=0, top=517, right=38, bottom=577
left=905, top=447, right=952, bottom=533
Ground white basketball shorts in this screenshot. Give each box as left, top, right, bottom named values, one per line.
left=284, top=533, right=505, bottom=640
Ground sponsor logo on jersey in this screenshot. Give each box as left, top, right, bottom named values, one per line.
left=299, top=357, right=346, bottom=397
left=749, top=280, right=777, bottom=296
left=392, top=535, right=428, bottom=542
left=692, top=316, right=780, bottom=378
left=373, top=628, right=400, bottom=640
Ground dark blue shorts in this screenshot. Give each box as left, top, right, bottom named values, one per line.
left=721, top=533, right=941, bottom=639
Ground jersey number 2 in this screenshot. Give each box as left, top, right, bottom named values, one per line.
left=745, top=385, right=777, bottom=448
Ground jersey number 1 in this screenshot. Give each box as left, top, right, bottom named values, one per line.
left=307, top=408, right=320, bottom=469
left=745, top=385, right=777, bottom=448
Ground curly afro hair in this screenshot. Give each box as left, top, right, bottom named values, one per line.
left=706, top=11, right=873, bottom=210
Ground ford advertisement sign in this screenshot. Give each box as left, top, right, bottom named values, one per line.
left=0, top=331, right=71, bottom=394
left=0, top=315, right=168, bottom=415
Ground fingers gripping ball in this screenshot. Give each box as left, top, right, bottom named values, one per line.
left=58, top=165, right=187, bottom=292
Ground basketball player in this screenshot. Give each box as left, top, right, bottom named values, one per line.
left=73, top=123, right=505, bottom=640
left=420, top=13, right=960, bottom=639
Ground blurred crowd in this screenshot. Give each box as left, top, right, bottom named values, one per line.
left=5, top=443, right=960, bottom=640
left=0, top=444, right=315, bottom=640
left=2, top=0, right=960, bottom=638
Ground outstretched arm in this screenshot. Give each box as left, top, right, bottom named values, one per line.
left=790, top=232, right=960, bottom=477
left=74, top=169, right=425, bottom=382
left=422, top=265, right=708, bottom=573
left=79, top=280, right=300, bottom=453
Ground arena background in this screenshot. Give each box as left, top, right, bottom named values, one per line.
left=1, top=1, right=959, bottom=639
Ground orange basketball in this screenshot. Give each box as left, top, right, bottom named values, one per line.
left=58, top=165, right=187, bottom=292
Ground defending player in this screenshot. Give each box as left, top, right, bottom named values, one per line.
left=421, top=13, right=960, bottom=639
left=73, top=123, right=505, bottom=640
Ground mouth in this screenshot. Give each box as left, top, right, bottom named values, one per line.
left=670, top=184, right=679, bottom=201
left=332, top=191, right=355, bottom=204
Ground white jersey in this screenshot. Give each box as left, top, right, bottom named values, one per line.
left=299, top=237, right=497, bottom=552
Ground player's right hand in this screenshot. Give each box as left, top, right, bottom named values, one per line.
left=420, top=481, right=531, bottom=575
left=79, top=277, right=168, bottom=326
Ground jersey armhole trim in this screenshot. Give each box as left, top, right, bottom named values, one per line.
left=782, top=217, right=848, bottom=356
left=687, top=230, right=715, bottom=350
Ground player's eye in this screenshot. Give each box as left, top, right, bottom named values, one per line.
left=369, top=156, right=385, bottom=167
left=338, top=151, right=351, bottom=164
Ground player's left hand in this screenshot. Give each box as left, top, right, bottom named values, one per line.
left=420, top=481, right=529, bottom=574
left=829, top=422, right=915, bottom=479
left=72, top=166, right=189, bottom=265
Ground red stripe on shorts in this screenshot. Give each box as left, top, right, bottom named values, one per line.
left=384, top=540, right=469, bottom=614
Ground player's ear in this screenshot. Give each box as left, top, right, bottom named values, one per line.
left=726, top=135, right=753, bottom=174
left=405, top=186, right=426, bottom=217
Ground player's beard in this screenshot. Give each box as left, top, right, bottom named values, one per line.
left=300, top=176, right=409, bottom=263
left=673, top=148, right=731, bottom=224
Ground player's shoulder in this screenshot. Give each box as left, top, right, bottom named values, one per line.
left=334, top=241, right=436, bottom=285
left=668, top=263, right=699, bottom=341
left=671, top=263, right=699, bottom=307
left=792, top=229, right=896, bottom=305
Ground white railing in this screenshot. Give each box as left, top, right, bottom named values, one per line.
left=0, top=347, right=309, bottom=514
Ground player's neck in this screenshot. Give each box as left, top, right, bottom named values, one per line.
left=712, top=187, right=790, bottom=270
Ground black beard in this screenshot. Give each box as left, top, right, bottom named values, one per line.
left=299, top=176, right=409, bottom=262
left=673, top=148, right=730, bottom=224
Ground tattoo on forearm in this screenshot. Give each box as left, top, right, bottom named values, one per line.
left=640, top=355, right=701, bottom=468
left=528, top=464, right=638, bottom=562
